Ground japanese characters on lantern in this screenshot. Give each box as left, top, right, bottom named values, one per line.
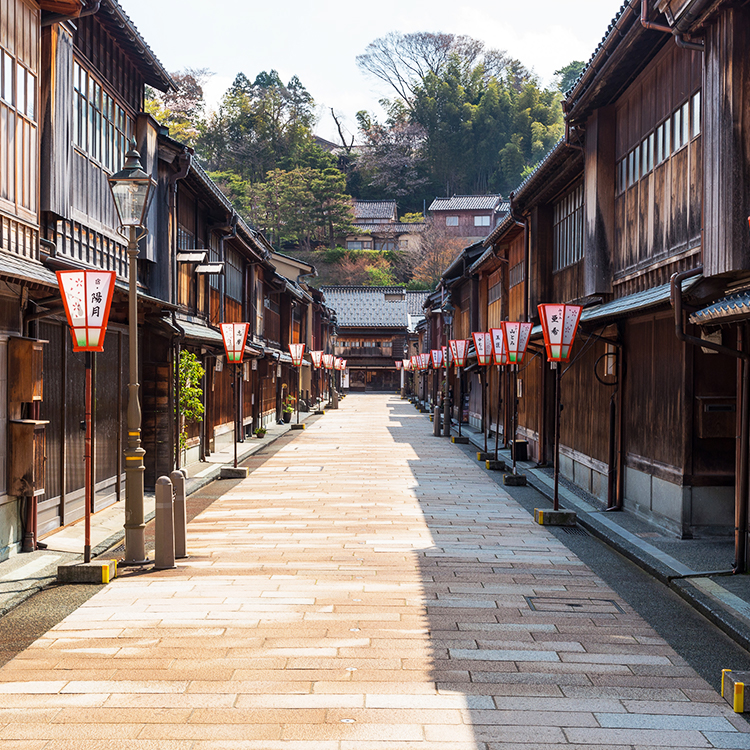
left=430, top=349, right=444, bottom=368
left=489, top=327, right=508, bottom=366
left=220, top=322, right=250, bottom=363
left=289, top=343, right=306, bottom=367
left=502, top=321, right=533, bottom=365
left=57, top=270, right=116, bottom=352
left=310, top=350, right=324, bottom=368
left=448, top=339, right=469, bottom=368
left=472, top=332, right=492, bottom=366
left=538, top=304, right=583, bottom=362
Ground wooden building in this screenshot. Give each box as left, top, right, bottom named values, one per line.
left=433, top=0, right=750, bottom=543
left=428, top=195, right=508, bottom=242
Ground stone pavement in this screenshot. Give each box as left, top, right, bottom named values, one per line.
left=2, top=394, right=750, bottom=748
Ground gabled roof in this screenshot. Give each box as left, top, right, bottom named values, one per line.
left=351, top=222, right=426, bottom=234
left=320, top=286, right=412, bottom=329
left=428, top=195, right=503, bottom=212
left=97, top=0, right=174, bottom=92
left=353, top=200, right=397, bottom=221
left=406, top=290, right=430, bottom=316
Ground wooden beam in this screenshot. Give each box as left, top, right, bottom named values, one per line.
left=37, top=0, right=83, bottom=15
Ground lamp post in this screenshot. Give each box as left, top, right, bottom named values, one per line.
left=448, top=339, right=469, bottom=438
left=310, top=350, right=324, bottom=412
left=441, top=303, right=454, bottom=437
left=538, top=303, right=583, bottom=512
left=57, top=270, right=116, bottom=563
left=220, top=322, right=250, bottom=468
left=472, top=332, right=492, bottom=454
left=289, top=343, right=305, bottom=424
left=107, top=141, right=153, bottom=566
left=502, top=321, right=533, bottom=476
left=490, top=327, right=508, bottom=463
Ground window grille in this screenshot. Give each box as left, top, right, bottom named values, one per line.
left=553, top=183, right=584, bottom=271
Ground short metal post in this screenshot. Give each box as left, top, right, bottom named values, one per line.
left=171, top=469, right=187, bottom=559
left=433, top=405, right=441, bottom=436
left=154, top=476, right=175, bottom=570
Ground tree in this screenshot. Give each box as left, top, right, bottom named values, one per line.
left=555, top=61, right=586, bottom=94
left=145, top=68, right=211, bottom=147
left=412, top=220, right=467, bottom=290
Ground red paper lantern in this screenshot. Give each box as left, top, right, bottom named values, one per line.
left=220, top=322, right=250, bottom=364
left=442, top=345, right=450, bottom=366
left=419, top=352, right=430, bottom=370
left=489, top=327, right=508, bottom=366
left=336, top=358, right=347, bottom=371
left=449, top=339, right=470, bottom=368
left=538, top=304, right=583, bottom=362
left=402, top=358, right=412, bottom=371
left=472, top=332, right=492, bottom=366
left=310, top=350, right=324, bottom=368
left=395, top=360, right=403, bottom=370
left=430, top=349, right=444, bottom=368
left=289, top=343, right=306, bottom=367
left=57, top=270, right=116, bottom=352
left=323, top=354, right=335, bottom=369
left=502, top=321, right=533, bottom=365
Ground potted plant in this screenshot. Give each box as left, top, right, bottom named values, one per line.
left=254, top=426, right=267, bottom=438
left=282, top=394, right=295, bottom=423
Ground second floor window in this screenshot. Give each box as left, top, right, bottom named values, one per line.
left=73, top=60, right=133, bottom=173
left=553, top=184, right=584, bottom=272
left=446, top=216, right=459, bottom=226
left=474, top=215, right=491, bottom=227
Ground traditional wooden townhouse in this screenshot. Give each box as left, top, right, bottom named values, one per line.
left=0, top=0, right=176, bottom=552
left=469, top=0, right=750, bottom=545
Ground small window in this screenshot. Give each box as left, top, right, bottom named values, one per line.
left=346, top=241, right=362, bottom=250
left=474, top=215, right=491, bottom=227
left=673, top=108, right=682, bottom=150
left=16, top=65, right=25, bottom=115
left=664, top=116, right=671, bottom=156
left=446, top=216, right=459, bottom=226
left=641, top=138, right=650, bottom=176
left=682, top=101, right=690, bottom=145
left=656, top=123, right=663, bottom=164
left=1, top=52, right=13, bottom=105
left=647, top=132, right=654, bottom=172
left=692, top=91, right=701, bottom=137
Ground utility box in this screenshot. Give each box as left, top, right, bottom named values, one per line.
left=8, top=419, right=48, bottom=497
left=511, top=440, right=528, bottom=462
left=8, top=336, right=45, bottom=403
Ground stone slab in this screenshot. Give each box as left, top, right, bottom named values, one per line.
left=535, top=508, right=577, bottom=526
left=57, top=560, right=117, bottom=585
left=219, top=466, right=249, bottom=479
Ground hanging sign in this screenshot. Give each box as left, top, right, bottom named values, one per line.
left=419, top=352, right=430, bottom=370
left=443, top=345, right=451, bottom=366
left=449, top=339, right=470, bottom=368
left=395, top=360, right=403, bottom=370
left=57, top=270, right=116, bottom=352
left=430, top=349, right=444, bottom=368
left=336, top=358, right=347, bottom=371
left=289, top=342, right=306, bottom=367
left=472, top=332, right=492, bottom=366
left=220, top=322, right=250, bottom=363
left=502, top=321, right=534, bottom=365
left=402, top=358, right=411, bottom=371
left=323, top=354, right=335, bottom=369
left=490, top=327, right=508, bottom=366
left=310, top=350, right=324, bottom=368
left=538, top=304, right=583, bottom=362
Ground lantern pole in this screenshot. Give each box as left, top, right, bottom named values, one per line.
left=495, top=365, right=502, bottom=461
left=512, top=365, right=519, bottom=475
left=296, top=364, right=300, bottom=425
left=481, top=366, right=487, bottom=454
left=457, top=365, right=463, bottom=438
left=84, top=351, right=93, bottom=563
left=553, top=362, right=562, bottom=511
left=234, top=363, right=239, bottom=469
left=124, top=224, right=147, bottom=565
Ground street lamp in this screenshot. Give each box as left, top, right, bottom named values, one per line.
left=107, top=140, right=153, bottom=565
left=490, top=327, right=508, bottom=463
left=538, top=303, right=583, bottom=514
left=502, top=321, right=533, bottom=477
left=441, top=302, right=454, bottom=438
left=472, top=332, right=492, bottom=455
left=448, top=338, right=469, bottom=438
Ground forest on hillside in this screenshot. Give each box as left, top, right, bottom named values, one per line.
left=146, top=33, right=584, bottom=289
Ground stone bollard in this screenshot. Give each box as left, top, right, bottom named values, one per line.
left=433, top=406, right=441, bottom=436
left=154, top=476, right=175, bottom=570
left=171, top=470, right=187, bottom=559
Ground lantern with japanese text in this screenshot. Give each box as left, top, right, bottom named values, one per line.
left=430, top=349, right=444, bottom=368
left=502, top=321, right=533, bottom=365
left=449, top=339, right=469, bottom=368
left=443, top=344, right=451, bottom=366
left=323, top=354, right=334, bottom=369
left=538, top=304, right=583, bottom=362
left=490, top=327, right=508, bottom=366
left=419, top=352, right=430, bottom=370
left=57, top=269, right=117, bottom=564
left=220, top=322, right=250, bottom=364
left=411, top=354, right=419, bottom=371
left=402, top=358, right=412, bottom=371
left=336, top=358, right=347, bottom=371
left=289, top=343, right=305, bottom=367
left=472, top=332, right=492, bottom=366
left=57, top=270, right=116, bottom=352
left=310, top=350, right=324, bottom=368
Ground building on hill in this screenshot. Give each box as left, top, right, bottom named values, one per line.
left=320, top=287, right=429, bottom=391
left=343, top=200, right=426, bottom=253
left=428, top=195, right=509, bottom=241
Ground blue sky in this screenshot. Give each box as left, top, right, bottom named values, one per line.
left=122, top=0, right=625, bottom=142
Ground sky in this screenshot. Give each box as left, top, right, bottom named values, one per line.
left=120, top=0, right=625, bottom=143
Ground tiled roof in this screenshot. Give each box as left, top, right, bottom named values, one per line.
left=428, top=195, right=503, bottom=212
left=352, top=222, right=426, bottom=233
left=353, top=200, right=397, bottom=221
left=320, top=286, right=411, bottom=328
left=406, top=291, right=430, bottom=316
left=690, top=291, right=750, bottom=325
left=0, top=252, right=58, bottom=287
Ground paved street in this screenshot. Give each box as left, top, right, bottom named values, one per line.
left=2, top=394, right=750, bottom=749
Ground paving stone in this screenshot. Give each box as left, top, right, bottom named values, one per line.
left=2, top=395, right=750, bottom=746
